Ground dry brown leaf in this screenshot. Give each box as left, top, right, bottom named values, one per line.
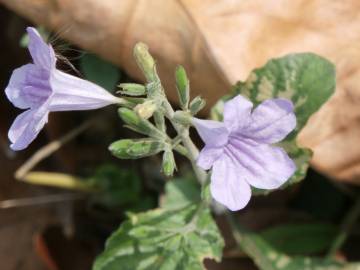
left=2, top=0, right=360, bottom=184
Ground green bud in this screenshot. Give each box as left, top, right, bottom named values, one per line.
left=118, top=83, right=146, bottom=96
left=162, top=149, right=176, bottom=177
left=173, top=110, right=192, bottom=125
left=133, top=42, right=157, bottom=82
left=189, top=96, right=206, bottom=115
left=118, top=108, right=165, bottom=139
left=175, top=66, right=190, bottom=109
left=134, top=100, right=157, bottom=119
left=109, top=138, right=165, bottom=159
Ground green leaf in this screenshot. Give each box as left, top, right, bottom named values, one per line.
left=212, top=53, right=336, bottom=193
left=229, top=215, right=359, bottom=270
left=109, top=138, right=165, bottom=159
left=89, top=164, right=141, bottom=207
left=80, top=53, right=120, bottom=92
left=161, top=178, right=200, bottom=210
left=260, top=223, right=337, bottom=255
left=93, top=179, right=224, bottom=270
left=213, top=53, right=335, bottom=131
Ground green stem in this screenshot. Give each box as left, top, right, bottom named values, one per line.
left=132, top=42, right=207, bottom=184
left=154, top=111, right=166, bottom=132
left=326, top=195, right=360, bottom=258
left=173, top=145, right=188, bottom=157
left=163, top=100, right=207, bottom=184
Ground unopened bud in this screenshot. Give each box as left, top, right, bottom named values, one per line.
left=133, top=43, right=157, bottom=82
left=118, top=83, right=146, bottom=96
left=162, top=149, right=176, bottom=177
left=118, top=108, right=164, bottom=138
left=173, top=111, right=192, bottom=125
left=134, top=100, right=157, bottom=119
left=175, top=66, right=190, bottom=109
left=189, top=96, right=206, bottom=115
left=109, top=138, right=165, bottom=159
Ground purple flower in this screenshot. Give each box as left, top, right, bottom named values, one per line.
left=5, top=27, right=121, bottom=151
left=193, top=95, right=296, bottom=211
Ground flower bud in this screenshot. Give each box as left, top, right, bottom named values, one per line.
left=175, top=65, right=190, bottom=109
left=134, top=100, right=157, bottom=119
left=190, top=96, right=206, bottom=115
left=133, top=43, right=157, bottom=82
left=162, top=149, right=176, bottom=177
left=173, top=111, right=192, bottom=125
left=109, top=138, right=165, bottom=159
left=118, top=108, right=165, bottom=139
left=118, top=83, right=146, bottom=96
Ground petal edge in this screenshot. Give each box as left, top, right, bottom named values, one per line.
left=210, top=155, right=252, bottom=211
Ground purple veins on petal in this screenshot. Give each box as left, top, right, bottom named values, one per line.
left=5, top=27, right=121, bottom=151
left=8, top=104, right=49, bottom=151
left=197, top=145, right=224, bottom=170
left=225, top=140, right=296, bottom=189
left=27, top=27, right=56, bottom=69
left=210, top=155, right=252, bottom=211
left=223, top=95, right=253, bottom=132
left=193, top=94, right=297, bottom=211
left=243, top=98, right=296, bottom=144
left=192, top=118, right=229, bottom=147
left=48, top=70, right=121, bottom=111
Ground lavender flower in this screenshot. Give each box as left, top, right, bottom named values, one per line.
left=5, top=27, right=122, bottom=151
left=193, top=95, right=296, bottom=211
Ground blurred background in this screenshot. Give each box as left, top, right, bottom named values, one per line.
left=1, top=1, right=360, bottom=269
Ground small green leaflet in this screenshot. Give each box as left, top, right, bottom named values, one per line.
left=211, top=53, right=336, bottom=193
left=93, top=179, right=224, bottom=270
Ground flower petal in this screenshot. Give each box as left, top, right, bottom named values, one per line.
left=244, top=98, right=296, bottom=144
left=27, top=27, right=56, bottom=70
left=8, top=105, right=49, bottom=151
left=48, top=70, right=120, bottom=111
left=192, top=118, right=229, bottom=147
left=210, top=155, right=252, bottom=211
left=5, top=63, right=52, bottom=109
left=223, top=95, right=253, bottom=131
left=226, top=138, right=296, bottom=189
left=197, top=145, right=224, bottom=170
left=5, top=64, right=34, bottom=109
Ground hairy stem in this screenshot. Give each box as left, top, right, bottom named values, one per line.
left=163, top=100, right=207, bottom=184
